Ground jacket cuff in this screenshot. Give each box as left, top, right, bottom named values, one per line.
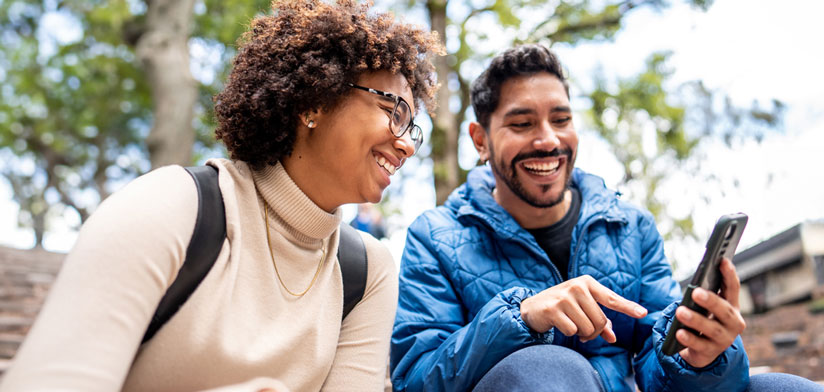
left=503, top=287, right=553, bottom=345
left=653, top=302, right=750, bottom=392
left=657, top=302, right=728, bottom=371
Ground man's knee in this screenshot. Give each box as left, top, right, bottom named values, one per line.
left=473, top=345, right=603, bottom=392
left=748, top=373, right=824, bottom=392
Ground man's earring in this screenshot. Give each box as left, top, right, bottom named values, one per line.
left=307, top=120, right=316, bottom=128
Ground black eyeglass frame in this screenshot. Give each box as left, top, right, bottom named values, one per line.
left=347, top=83, right=423, bottom=153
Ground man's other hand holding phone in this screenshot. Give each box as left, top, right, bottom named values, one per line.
left=673, top=257, right=747, bottom=368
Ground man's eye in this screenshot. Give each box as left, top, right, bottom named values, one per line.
left=510, top=122, right=531, bottom=128
left=553, top=117, right=571, bottom=125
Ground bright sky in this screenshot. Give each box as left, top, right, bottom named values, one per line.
left=2, top=0, right=823, bottom=280
left=561, top=0, right=824, bottom=279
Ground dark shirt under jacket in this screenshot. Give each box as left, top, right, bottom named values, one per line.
left=526, top=186, right=581, bottom=281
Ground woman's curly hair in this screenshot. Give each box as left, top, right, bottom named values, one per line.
left=214, top=0, right=443, bottom=168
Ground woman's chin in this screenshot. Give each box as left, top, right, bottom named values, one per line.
left=364, top=186, right=386, bottom=204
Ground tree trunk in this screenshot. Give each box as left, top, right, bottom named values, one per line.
left=427, top=0, right=461, bottom=205
left=33, top=210, right=45, bottom=249
left=137, top=0, right=197, bottom=169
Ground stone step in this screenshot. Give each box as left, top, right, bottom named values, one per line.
left=0, top=316, right=34, bottom=333
left=0, top=266, right=58, bottom=284
left=0, top=334, right=23, bottom=359
left=0, top=286, right=36, bottom=300
left=0, top=300, right=45, bottom=315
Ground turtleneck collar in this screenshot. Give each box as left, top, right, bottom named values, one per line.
left=252, top=162, right=342, bottom=242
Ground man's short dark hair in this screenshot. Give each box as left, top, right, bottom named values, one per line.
left=470, top=44, right=569, bottom=129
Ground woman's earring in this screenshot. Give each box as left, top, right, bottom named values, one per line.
left=304, top=114, right=316, bottom=129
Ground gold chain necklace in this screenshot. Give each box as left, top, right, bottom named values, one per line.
left=264, top=206, right=326, bottom=297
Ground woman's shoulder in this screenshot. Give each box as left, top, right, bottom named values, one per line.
left=206, top=158, right=254, bottom=185
left=355, top=231, right=398, bottom=289
left=79, top=165, right=200, bottom=249
left=100, top=165, right=196, bottom=214
left=357, top=231, right=393, bottom=263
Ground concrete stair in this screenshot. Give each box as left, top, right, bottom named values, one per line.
left=0, top=246, right=65, bottom=377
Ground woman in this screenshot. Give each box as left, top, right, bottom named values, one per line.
left=0, top=1, right=441, bottom=390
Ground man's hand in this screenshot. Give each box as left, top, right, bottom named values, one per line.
left=520, top=275, right=648, bottom=343
left=674, top=257, right=747, bottom=368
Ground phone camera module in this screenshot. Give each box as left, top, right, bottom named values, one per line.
left=725, top=224, right=737, bottom=240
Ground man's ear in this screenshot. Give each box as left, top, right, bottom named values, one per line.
left=469, top=122, right=490, bottom=163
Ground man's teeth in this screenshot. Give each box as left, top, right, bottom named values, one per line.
left=523, top=161, right=559, bottom=174
left=375, top=155, right=396, bottom=175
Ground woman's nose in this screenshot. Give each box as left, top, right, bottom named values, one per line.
left=394, top=132, right=415, bottom=158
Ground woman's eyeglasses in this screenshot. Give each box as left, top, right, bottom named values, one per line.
left=347, top=83, right=423, bottom=154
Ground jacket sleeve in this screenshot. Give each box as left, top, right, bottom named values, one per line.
left=390, top=215, right=551, bottom=392
left=631, top=212, right=750, bottom=392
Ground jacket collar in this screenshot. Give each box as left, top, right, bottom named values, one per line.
left=446, top=166, right=627, bottom=238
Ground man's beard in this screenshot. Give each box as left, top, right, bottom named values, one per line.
left=488, top=146, right=574, bottom=208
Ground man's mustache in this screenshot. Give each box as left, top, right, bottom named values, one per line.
left=511, top=148, right=573, bottom=165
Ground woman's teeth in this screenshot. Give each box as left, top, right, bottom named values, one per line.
left=375, top=155, right=396, bottom=175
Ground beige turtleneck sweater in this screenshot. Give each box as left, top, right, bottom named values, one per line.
left=0, top=159, right=398, bottom=392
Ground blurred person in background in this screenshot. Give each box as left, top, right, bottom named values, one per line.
left=351, top=203, right=388, bottom=240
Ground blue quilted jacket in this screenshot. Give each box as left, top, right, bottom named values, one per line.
left=391, top=166, right=749, bottom=392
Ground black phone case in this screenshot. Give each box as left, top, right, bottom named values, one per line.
left=661, top=213, right=748, bottom=356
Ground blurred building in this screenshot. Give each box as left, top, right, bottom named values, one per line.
left=734, top=221, right=824, bottom=314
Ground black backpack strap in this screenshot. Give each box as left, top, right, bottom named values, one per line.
left=141, top=165, right=225, bottom=344
left=141, top=164, right=366, bottom=343
left=338, top=223, right=367, bottom=320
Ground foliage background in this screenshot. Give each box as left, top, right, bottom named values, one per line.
left=1, top=0, right=822, bottom=279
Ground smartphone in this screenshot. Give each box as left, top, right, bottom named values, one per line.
left=661, top=212, right=748, bottom=356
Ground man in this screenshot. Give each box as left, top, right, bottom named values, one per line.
left=351, top=203, right=388, bottom=239
left=391, top=44, right=821, bottom=392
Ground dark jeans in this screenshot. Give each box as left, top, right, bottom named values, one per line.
left=748, top=373, right=824, bottom=392
left=472, top=345, right=824, bottom=392
left=472, top=345, right=605, bottom=392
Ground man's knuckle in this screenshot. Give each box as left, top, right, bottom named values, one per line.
left=606, top=295, right=619, bottom=308
left=711, top=326, right=725, bottom=339
left=594, top=315, right=607, bottom=329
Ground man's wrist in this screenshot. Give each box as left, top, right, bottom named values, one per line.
left=504, top=288, right=552, bottom=344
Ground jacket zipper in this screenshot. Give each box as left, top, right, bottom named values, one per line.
left=568, top=213, right=626, bottom=279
